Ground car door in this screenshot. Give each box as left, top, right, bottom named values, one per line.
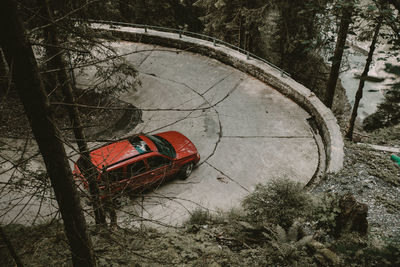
left=126, top=160, right=147, bottom=190
left=145, top=156, right=171, bottom=185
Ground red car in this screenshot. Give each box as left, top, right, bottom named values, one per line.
left=74, top=131, right=200, bottom=193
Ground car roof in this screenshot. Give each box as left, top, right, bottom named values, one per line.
left=90, top=137, right=152, bottom=170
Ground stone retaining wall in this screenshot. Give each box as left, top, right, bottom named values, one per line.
left=94, top=24, right=344, bottom=174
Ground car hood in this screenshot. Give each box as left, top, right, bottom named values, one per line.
left=155, top=131, right=198, bottom=160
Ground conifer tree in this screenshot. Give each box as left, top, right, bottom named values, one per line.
left=325, top=0, right=355, bottom=108
left=0, top=1, right=96, bottom=265
left=346, top=17, right=382, bottom=140
left=38, top=0, right=107, bottom=225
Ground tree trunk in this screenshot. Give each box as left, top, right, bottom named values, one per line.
left=325, top=1, right=354, bottom=108
left=102, top=170, right=117, bottom=226
left=0, top=1, right=96, bottom=266
left=346, top=18, right=382, bottom=140
left=39, top=0, right=107, bottom=225
left=0, top=226, right=24, bottom=267
left=0, top=48, right=9, bottom=76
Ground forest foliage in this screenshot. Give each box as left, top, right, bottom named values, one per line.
left=1, top=179, right=399, bottom=266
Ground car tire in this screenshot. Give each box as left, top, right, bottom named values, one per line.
left=180, top=162, right=194, bottom=180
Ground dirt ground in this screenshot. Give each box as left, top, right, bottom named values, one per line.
left=313, top=125, right=400, bottom=242
left=0, top=88, right=140, bottom=140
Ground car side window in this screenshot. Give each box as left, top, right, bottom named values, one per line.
left=106, top=168, right=125, bottom=182
left=127, top=161, right=146, bottom=177
left=147, top=156, right=170, bottom=170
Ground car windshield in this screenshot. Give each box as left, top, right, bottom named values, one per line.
left=145, top=134, right=176, bottom=158
left=128, top=135, right=151, bottom=154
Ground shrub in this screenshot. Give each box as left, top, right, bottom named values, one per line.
left=242, top=179, right=311, bottom=230
left=311, top=193, right=341, bottom=234
left=186, top=208, right=210, bottom=226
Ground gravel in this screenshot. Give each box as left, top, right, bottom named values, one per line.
left=313, top=139, right=400, bottom=243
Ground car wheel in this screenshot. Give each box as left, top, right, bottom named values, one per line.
left=180, top=162, right=193, bottom=180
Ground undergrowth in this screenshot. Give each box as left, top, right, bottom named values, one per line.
left=1, top=180, right=400, bottom=266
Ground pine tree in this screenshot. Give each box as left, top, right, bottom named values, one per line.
left=346, top=9, right=383, bottom=140
left=38, top=0, right=107, bottom=225
left=361, top=0, right=400, bottom=131
left=0, top=1, right=96, bottom=265
left=325, top=0, right=355, bottom=108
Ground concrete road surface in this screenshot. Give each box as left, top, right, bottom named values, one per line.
left=92, top=42, right=319, bottom=227
left=0, top=41, right=319, bottom=227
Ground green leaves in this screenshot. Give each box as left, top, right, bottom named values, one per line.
left=385, top=63, right=400, bottom=76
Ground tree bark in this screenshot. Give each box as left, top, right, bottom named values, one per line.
left=102, top=170, right=117, bottom=226
left=39, top=0, right=106, bottom=225
left=346, top=18, right=382, bottom=140
left=325, top=1, right=354, bottom=108
left=0, top=1, right=96, bottom=266
left=0, top=48, right=9, bottom=76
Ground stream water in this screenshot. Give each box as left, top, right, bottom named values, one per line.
left=340, top=47, right=386, bottom=121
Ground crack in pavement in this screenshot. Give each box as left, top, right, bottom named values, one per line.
left=200, top=72, right=234, bottom=96
left=150, top=73, right=223, bottom=165
left=146, top=109, right=197, bottom=134
left=138, top=73, right=211, bottom=134
left=136, top=72, right=242, bottom=166
left=140, top=72, right=242, bottom=110
left=205, top=161, right=250, bottom=193
left=137, top=46, right=155, bottom=68
left=137, top=110, right=159, bottom=133
left=122, top=71, right=242, bottom=112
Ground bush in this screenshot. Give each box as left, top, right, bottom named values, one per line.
left=311, top=193, right=341, bottom=234
left=186, top=208, right=211, bottom=226
left=242, top=179, right=311, bottom=230
left=363, top=110, right=395, bottom=131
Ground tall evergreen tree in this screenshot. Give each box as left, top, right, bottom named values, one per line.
left=38, top=0, right=107, bottom=225
left=0, top=1, right=96, bottom=266
left=195, top=0, right=266, bottom=53
left=346, top=16, right=382, bottom=140
left=195, top=0, right=328, bottom=64
left=195, top=0, right=340, bottom=106
left=361, top=0, right=400, bottom=131
left=325, top=0, right=355, bottom=108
